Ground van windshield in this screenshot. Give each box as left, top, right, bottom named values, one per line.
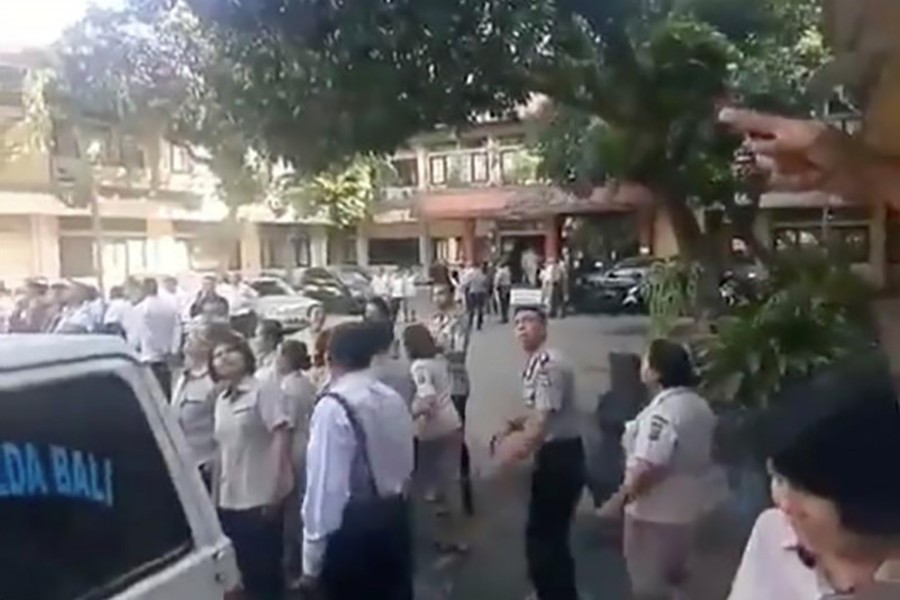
left=0, top=372, right=193, bottom=600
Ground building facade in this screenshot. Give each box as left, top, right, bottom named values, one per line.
left=0, top=51, right=333, bottom=289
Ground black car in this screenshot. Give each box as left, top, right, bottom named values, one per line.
left=571, top=256, right=658, bottom=314
left=290, top=267, right=366, bottom=315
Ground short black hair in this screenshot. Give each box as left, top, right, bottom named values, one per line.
left=280, top=340, right=312, bottom=371
left=365, top=296, right=392, bottom=322
left=646, top=339, right=696, bottom=388
left=258, top=319, right=285, bottom=344
left=514, top=305, right=547, bottom=322
left=367, top=320, right=394, bottom=354
left=142, top=278, right=158, bottom=296
left=328, top=322, right=377, bottom=371
left=768, top=357, right=900, bottom=536
left=208, top=335, right=257, bottom=381
left=403, top=323, right=439, bottom=360
left=109, top=286, right=125, bottom=299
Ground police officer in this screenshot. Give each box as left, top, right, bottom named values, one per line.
left=299, top=322, right=415, bottom=600
left=492, top=297, right=584, bottom=600
left=428, top=283, right=474, bottom=514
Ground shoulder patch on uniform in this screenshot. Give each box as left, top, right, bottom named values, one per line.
left=649, top=414, right=669, bottom=441
left=412, top=365, right=430, bottom=385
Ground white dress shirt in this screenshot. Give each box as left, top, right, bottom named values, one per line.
left=104, top=298, right=139, bottom=348
left=390, top=275, right=406, bottom=299
left=372, top=274, right=390, bottom=298
left=214, top=376, right=292, bottom=510
left=281, top=371, right=317, bottom=470
left=403, top=274, right=417, bottom=299
left=302, top=370, right=414, bottom=577
left=729, top=508, right=900, bottom=600
left=135, top=294, right=182, bottom=363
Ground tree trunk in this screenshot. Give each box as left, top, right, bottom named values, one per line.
left=652, top=187, right=724, bottom=322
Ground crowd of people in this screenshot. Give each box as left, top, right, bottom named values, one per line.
left=3, top=244, right=900, bottom=600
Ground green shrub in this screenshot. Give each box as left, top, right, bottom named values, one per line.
left=695, top=249, right=875, bottom=408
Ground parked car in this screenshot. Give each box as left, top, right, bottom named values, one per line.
left=291, top=267, right=366, bottom=315
left=326, top=265, right=372, bottom=302
left=0, top=335, right=240, bottom=599
left=246, top=276, right=323, bottom=331
left=571, top=256, right=659, bottom=314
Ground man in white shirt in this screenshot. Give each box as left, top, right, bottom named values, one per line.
left=103, top=285, right=138, bottom=347
left=300, top=322, right=415, bottom=600
left=160, top=275, right=191, bottom=322
left=53, top=282, right=100, bottom=334
left=218, top=272, right=258, bottom=338
left=495, top=262, right=513, bottom=323
left=135, top=278, right=181, bottom=399
left=371, top=267, right=390, bottom=300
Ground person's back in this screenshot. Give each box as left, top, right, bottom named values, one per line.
left=326, top=371, right=414, bottom=495
left=624, top=387, right=717, bottom=523
left=409, top=356, right=459, bottom=439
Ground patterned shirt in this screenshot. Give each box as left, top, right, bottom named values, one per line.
left=429, top=310, right=470, bottom=397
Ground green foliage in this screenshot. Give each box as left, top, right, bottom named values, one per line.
left=645, top=260, right=700, bottom=338
left=276, top=156, right=392, bottom=229
left=0, top=68, right=54, bottom=166
left=696, top=250, right=874, bottom=408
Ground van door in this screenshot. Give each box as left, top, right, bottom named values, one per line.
left=0, top=364, right=231, bottom=600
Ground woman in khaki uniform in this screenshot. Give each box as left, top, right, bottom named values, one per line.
left=598, top=339, right=719, bottom=600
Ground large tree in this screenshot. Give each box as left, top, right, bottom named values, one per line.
left=176, top=0, right=825, bottom=294
left=57, top=0, right=827, bottom=291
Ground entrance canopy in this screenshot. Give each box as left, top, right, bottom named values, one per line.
left=417, top=184, right=652, bottom=220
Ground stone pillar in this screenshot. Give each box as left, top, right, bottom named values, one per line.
left=147, top=218, right=180, bottom=274
left=462, top=218, right=477, bottom=264
left=310, top=225, right=329, bottom=267
left=543, top=216, right=561, bottom=261
left=30, top=215, right=61, bottom=279
left=355, top=225, right=370, bottom=266
left=415, top=145, right=428, bottom=190
left=418, top=223, right=432, bottom=267
left=239, top=220, right=262, bottom=273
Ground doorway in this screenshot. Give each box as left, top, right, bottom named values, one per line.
left=500, top=235, right=544, bottom=285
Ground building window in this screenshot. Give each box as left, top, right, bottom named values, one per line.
left=429, top=155, right=447, bottom=185
left=774, top=225, right=870, bottom=263
left=470, top=152, right=489, bottom=183
left=292, top=236, right=311, bottom=267
left=59, top=237, right=95, bottom=277
left=390, top=157, right=418, bottom=187
left=170, top=145, right=192, bottom=173
left=500, top=150, right=521, bottom=183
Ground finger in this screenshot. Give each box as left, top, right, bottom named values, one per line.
left=769, top=171, right=825, bottom=193
left=747, top=138, right=783, bottom=156
left=719, top=108, right=789, bottom=137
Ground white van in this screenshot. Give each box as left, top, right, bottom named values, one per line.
left=0, top=335, right=240, bottom=599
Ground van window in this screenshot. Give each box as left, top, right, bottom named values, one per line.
left=0, top=372, right=193, bottom=600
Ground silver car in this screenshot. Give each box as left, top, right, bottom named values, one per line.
left=246, top=276, right=322, bottom=332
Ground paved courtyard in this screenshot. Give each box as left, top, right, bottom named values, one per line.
left=409, top=314, right=751, bottom=600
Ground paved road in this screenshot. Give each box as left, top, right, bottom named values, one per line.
left=411, top=314, right=749, bottom=600
left=293, top=311, right=751, bottom=599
